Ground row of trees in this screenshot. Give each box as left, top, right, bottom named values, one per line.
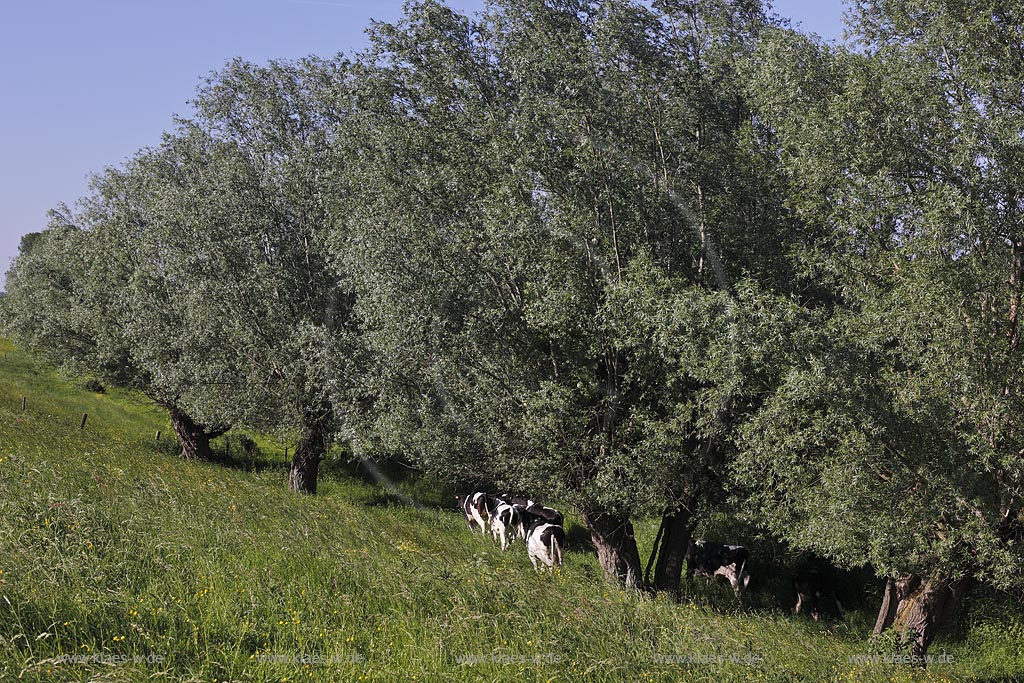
left=4, top=0, right=1023, bottom=658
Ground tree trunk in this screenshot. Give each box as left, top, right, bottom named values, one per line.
left=288, top=419, right=329, bottom=495
left=645, top=510, right=694, bottom=597
left=873, top=577, right=898, bottom=634
left=875, top=574, right=969, bottom=660
left=168, top=408, right=215, bottom=461
left=874, top=575, right=920, bottom=635
left=581, top=509, right=644, bottom=590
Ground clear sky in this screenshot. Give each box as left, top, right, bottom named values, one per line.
left=0, top=0, right=845, bottom=290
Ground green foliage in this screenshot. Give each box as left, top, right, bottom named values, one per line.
left=339, top=0, right=800, bottom=525
left=868, top=628, right=917, bottom=659
left=3, top=55, right=363, bottom=470
left=0, top=209, right=143, bottom=391
left=733, top=0, right=1024, bottom=591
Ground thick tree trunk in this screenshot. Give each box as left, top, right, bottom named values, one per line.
left=168, top=408, right=215, bottom=461
left=581, top=509, right=644, bottom=590
left=288, top=420, right=329, bottom=495
left=874, top=575, right=920, bottom=635
left=645, top=510, right=694, bottom=597
left=875, top=574, right=970, bottom=660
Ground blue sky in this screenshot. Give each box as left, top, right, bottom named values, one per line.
left=0, top=0, right=845, bottom=290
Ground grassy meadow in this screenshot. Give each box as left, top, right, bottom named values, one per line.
left=1, top=337, right=1023, bottom=682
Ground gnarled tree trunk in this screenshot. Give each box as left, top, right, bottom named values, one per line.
left=582, top=509, right=644, bottom=590
left=168, top=407, right=225, bottom=461
left=288, top=418, right=330, bottom=494
left=874, top=575, right=920, bottom=635
left=874, top=574, right=970, bottom=659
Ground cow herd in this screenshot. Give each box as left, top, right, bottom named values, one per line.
left=453, top=492, right=756, bottom=596
left=455, top=492, right=566, bottom=571
left=454, top=492, right=845, bottom=620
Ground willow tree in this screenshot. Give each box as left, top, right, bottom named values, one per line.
left=4, top=56, right=360, bottom=486
left=111, top=56, right=359, bottom=493
left=736, top=1, right=1024, bottom=655
left=1, top=202, right=231, bottom=461
left=165, top=56, right=359, bottom=493
left=338, top=0, right=796, bottom=590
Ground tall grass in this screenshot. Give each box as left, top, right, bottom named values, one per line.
left=0, top=338, right=1020, bottom=682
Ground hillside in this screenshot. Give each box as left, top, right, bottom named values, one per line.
left=0, top=338, right=1021, bottom=683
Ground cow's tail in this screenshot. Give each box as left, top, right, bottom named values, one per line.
left=550, top=533, right=563, bottom=568
left=736, top=557, right=749, bottom=596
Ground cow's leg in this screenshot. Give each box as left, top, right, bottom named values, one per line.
left=794, top=581, right=805, bottom=614
left=738, top=561, right=750, bottom=596
left=471, top=508, right=487, bottom=535
left=731, top=573, right=742, bottom=597
left=810, top=591, right=822, bottom=620
left=715, top=566, right=742, bottom=596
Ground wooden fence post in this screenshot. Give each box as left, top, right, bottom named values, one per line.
left=80, top=413, right=88, bottom=431
left=21, top=396, right=26, bottom=412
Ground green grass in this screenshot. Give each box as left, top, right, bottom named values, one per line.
left=0, top=337, right=1021, bottom=682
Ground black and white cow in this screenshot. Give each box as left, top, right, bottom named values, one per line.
left=686, top=539, right=751, bottom=597
left=526, top=519, right=565, bottom=571
left=505, top=499, right=561, bottom=538
left=793, top=555, right=844, bottom=621
left=522, top=503, right=563, bottom=527
left=489, top=501, right=522, bottom=550
left=455, top=492, right=496, bottom=535
left=507, top=495, right=533, bottom=509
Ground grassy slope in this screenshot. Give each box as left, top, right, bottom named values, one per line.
left=0, top=338, right=1021, bottom=683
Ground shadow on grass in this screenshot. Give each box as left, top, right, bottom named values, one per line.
left=324, top=455, right=461, bottom=511
left=324, top=455, right=425, bottom=488
left=363, top=490, right=411, bottom=508
left=208, top=444, right=288, bottom=475
left=184, top=435, right=447, bottom=509
left=564, top=521, right=596, bottom=556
